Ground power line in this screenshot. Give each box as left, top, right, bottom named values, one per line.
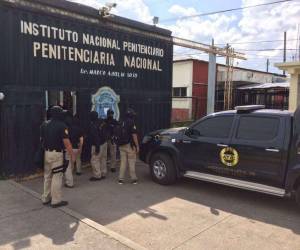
left=215, top=38, right=298, bottom=45
left=174, top=48, right=297, bottom=56
left=161, top=0, right=298, bottom=23
left=173, top=51, right=293, bottom=58
left=238, top=48, right=297, bottom=51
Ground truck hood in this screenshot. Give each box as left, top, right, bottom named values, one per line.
left=149, top=127, right=187, bottom=136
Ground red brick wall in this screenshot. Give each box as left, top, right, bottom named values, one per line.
left=192, top=61, right=208, bottom=119
left=171, top=108, right=189, bottom=122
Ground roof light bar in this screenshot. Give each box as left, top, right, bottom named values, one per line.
left=235, top=105, right=266, bottom=112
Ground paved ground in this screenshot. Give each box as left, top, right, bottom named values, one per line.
left=22, top=161, right=300, bottom=250
left=0, top=180, right=132, bottom=250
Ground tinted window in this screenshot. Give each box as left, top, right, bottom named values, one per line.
left=236, top=116, right=279, bottom=141
left=193, top=116, right=233, bottom=138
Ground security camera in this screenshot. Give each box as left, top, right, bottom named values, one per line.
left=0, top=92, right=5, bottom=101
left=99, top=3, right=116, bottom=17
left=105, top=3, right=117, bottom=8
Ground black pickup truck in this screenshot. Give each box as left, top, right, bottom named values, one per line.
left=140, top=105, right=300, bottom=206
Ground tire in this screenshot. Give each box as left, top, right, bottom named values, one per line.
left=296, top=186, right=300, bottom=208
left=150, top=153, right=177, bottom=185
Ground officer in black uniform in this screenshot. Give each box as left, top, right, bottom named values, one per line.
left=105, top=109, right=119, bottom=172
left=118, top=108, right=140, bottom=184
left=40, top=106, right=74, bottom=208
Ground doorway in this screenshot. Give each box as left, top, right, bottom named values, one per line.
left=45, top=90, right=77, bottom=115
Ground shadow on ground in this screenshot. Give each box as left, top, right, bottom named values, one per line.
left=0, top=181, right=79, bottom=249
left=22, top=162, right=300, bottom=231
left=0, top=181, right=128, bottom=250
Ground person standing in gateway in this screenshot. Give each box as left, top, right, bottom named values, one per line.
left=105, top=109, right=119, bottom=173
left=88, top=111, right=108, bottom=181
left=40, top=106, right=74, bottom=208
left=118, top=109, right=139, bottom=185
left=64, top=113, right=84, bottom=188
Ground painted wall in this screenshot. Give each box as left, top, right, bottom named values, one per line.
left=217, top=65, right=286, bottom=84
left=0, top=1, right=173, bottom=176
left=172, top=61, right=193, bottom=120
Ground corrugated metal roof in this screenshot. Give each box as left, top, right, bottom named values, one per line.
left=238, top=82, right=289, bottom=90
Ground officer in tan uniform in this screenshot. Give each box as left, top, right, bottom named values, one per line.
left=64, top=113, right=84, bottom=187
left=118, top=109, right=139, bottom=184
left=98, top=118, right=109, bottom=178
left=40, top=106, right=74, bottom=208
left=105, top=109, right=118, bottom=173
left=89, top=111, right=106, bottom=181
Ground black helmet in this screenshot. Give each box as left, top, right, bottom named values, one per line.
left=50, top=106, right=63, bottom=119
left=89, top=111, right=99, bottom=121
left=126, top=108, right=136, bottom=118
left=107, top=109, right=114, bottom=116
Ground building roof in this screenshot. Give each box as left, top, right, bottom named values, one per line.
left=173, top=57, right=286, bottom=77
left=4, top=0, right=172, bottom=37
left=238, top=82, right=290, bottom=90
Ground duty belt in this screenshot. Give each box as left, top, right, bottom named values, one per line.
left=45, top=148, right=63, bottom=153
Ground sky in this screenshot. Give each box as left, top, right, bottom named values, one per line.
left=68, top=0, right=300, bottom=74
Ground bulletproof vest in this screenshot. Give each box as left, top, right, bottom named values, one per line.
left=113, top=120, right=132, bottom=146
left=42, top=120, right=64, bottom=150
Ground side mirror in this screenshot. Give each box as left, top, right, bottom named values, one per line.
left=185, top=128, right=191, bottom=136
left=185, top=128, right=200, bottom=137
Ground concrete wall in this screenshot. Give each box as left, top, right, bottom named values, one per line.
left=172, top=61, right=193, bottom=120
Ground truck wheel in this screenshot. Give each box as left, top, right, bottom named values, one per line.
left=296, top=186, right=300, bottom=207
left=150, top=153, right=177, bottom=185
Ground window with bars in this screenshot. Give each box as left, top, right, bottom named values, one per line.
left=173, top=87, right=187, bottom=97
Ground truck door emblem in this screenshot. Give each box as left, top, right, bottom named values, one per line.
left=220, top=147, right=239, bottom=167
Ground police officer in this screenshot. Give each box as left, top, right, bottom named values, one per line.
left=98, top=117, right=109, bottom=178
left=105, top=109, right=119, bottom=173
left=118, top=108, right=139, bottom=184
left=40, top=106, right=74, bottom=208
left=64, top=113, right=84, bottom=188
left=73, top=115, right=84, bottom=176
left=89, top=111, right=108, bottom=181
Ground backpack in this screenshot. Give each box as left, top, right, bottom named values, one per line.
left=113, top=121, right=131, bottom=146
left=89, top=121, right=102, bottom=146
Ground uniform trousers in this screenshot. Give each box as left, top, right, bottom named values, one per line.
left=42, top=150, right=64, bottom=205
left=107, top=140, right=117, bottom=170
left=119, top=143, right=137, bottom=181
left=90, top=143, right=107, bottom=178
left=64, top=148, right=81, bottom=187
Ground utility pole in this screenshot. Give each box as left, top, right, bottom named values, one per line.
left=298, top=25, right=300, bottom=61
left=283, top=31, right=286, bottom=75
left=224, top=44, right=229, bottom=110
left=207, top=38, right=216, bottom=115
left=224, top=44, right=234, bottom=110
left=266, top=58, right=269, bottom=73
